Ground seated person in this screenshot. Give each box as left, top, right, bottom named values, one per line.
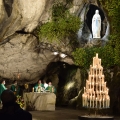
left=45, top=82, right=56, bottom=94
left=10, top=80, right=20, bottom=96
left=0, top=90, right=32, bottom=120
left=34, top=80, right=44, bottom=92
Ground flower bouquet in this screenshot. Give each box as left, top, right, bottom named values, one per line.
left=16, top=95, right=24, bottom=109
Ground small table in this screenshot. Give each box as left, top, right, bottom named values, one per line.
left=23, top=92, right=56, bottom=111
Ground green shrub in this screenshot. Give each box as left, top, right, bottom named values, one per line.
left=38, top=2, right=81, bottom=42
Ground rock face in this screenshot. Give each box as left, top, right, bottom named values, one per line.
left=0, top=0, right=109, bottom=85
left=0, top=0, right=47, bottom=40
left=0, top=34, right=58, bottom=83
left=0, top=0, right=79, bottom=83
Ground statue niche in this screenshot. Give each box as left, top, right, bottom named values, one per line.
left=85, top=4, right=106, bottom=39
left=92, top=10, right=101, bottom=39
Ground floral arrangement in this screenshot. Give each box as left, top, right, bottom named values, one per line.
left=16, top=95, right=24, bottom=109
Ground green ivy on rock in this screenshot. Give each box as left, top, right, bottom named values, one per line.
left=38, top=2, right=81, bottom=42
left=72, top=45, right=115, bottom=69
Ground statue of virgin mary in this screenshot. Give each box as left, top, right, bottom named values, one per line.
left=92, top=10, right=101, bottom=38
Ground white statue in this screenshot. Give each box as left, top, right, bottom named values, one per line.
left=92, top=10, right=101, bottom=38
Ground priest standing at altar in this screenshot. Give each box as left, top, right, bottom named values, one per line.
left=34, top=80, right=44, bottom=92
left=46, top=82, right=56, bottom=94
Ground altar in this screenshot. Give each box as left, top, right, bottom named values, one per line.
left=23, top=92, right=56, bottom=111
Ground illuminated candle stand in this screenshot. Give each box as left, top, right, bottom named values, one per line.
left=82, top=53, right=110, bottom=109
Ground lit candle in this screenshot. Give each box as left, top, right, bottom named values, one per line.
left=88, top=93, right=90, bottom=100
left=94, top=68, right=95, bottom=75
left=96, top=53, right=98, bottom=58
left=89, top=83, right=91, bottom=89
left=99, top=90, right=101, bottom=96
left=93, top=57, right=95, bottom=66
left=106, top=97, right=108, bottom=108
left=82, top=94, right=85, bottom=107
left=93, top=96, right=95, bottom=108
left=103, top=99, right=104, bottom=108
left=89, top=75, right=91, bottom=82
left=107, top=88, right=109, bottom=94
left=84, top=87, right=85, bottom=93
left=86, top=95, right=88, bottom=107
left=104, top=82, right=106, bottom=87
left=102, top=75, right=104, bottom=84
left=85, top=95, right=87, bottom=106
left=99, top=99, right=101, bottom=108
left=99, top=59, right=101, bottom=66
left=32, top=87, right=34, bottom=92
left=90, top=65, right=92, bottom=74
left=91, top=68, right=93, bottom=75
left=96, top=98, right=97, bottom=108
left=108, top=97, right=110, bottom=108
left=92, top=82, right=94, bottom=90
left=96, top=83, right=98, bottom=91
left=90, top=96, right=92, bottom=108
left=95, top=68, right=97, bottom=76
left=86, top=81, right=88, bottom=89
left=99, top=69, right=101, bottom=76
left=93, top=76, right=94, bottom=84
left=102, top=67, right=103, bottom=75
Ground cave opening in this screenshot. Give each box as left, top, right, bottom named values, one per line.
left=41, top=61, right=80, bottom=107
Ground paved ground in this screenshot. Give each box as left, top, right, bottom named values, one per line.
left=31, top=107, right=80, bottom=120
left=30, top=107, right=120, bottom=120
left=0, top=105, right=120, bottom=120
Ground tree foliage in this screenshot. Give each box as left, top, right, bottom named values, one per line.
left=72, top=45, right=115, bottom=69
left=38, top=2, right=81, bottom=42
left=100, top=0, right=120, bottom=64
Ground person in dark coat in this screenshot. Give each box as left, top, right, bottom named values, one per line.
left=0, top=90, right=32, bottom=120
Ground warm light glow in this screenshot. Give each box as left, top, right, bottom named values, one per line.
left=24, top=84, right=28, bottom=89
left=82, top=53, right=110, bottom=109
left=60, top=53, right=67, bottom=58
left=65, top=82, right=75, bottom=90
left=53, top=52, right=59, bottom=55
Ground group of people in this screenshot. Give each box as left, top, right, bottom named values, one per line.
left=0, top=80, right=32, bottom=120
left=34, top=80, right=56, bottom=94
left=0, top=80, right=20, bottom=100
left=0, top=79, right=56, bottom=101
left=0, top=80, right=21, bottom=108
left=0, top=79, right=56, bottom=120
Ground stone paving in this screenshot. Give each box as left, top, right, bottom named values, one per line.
left=0, top=105, right=120, bottom=120
left=30, top=107, right=120, bottom=120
